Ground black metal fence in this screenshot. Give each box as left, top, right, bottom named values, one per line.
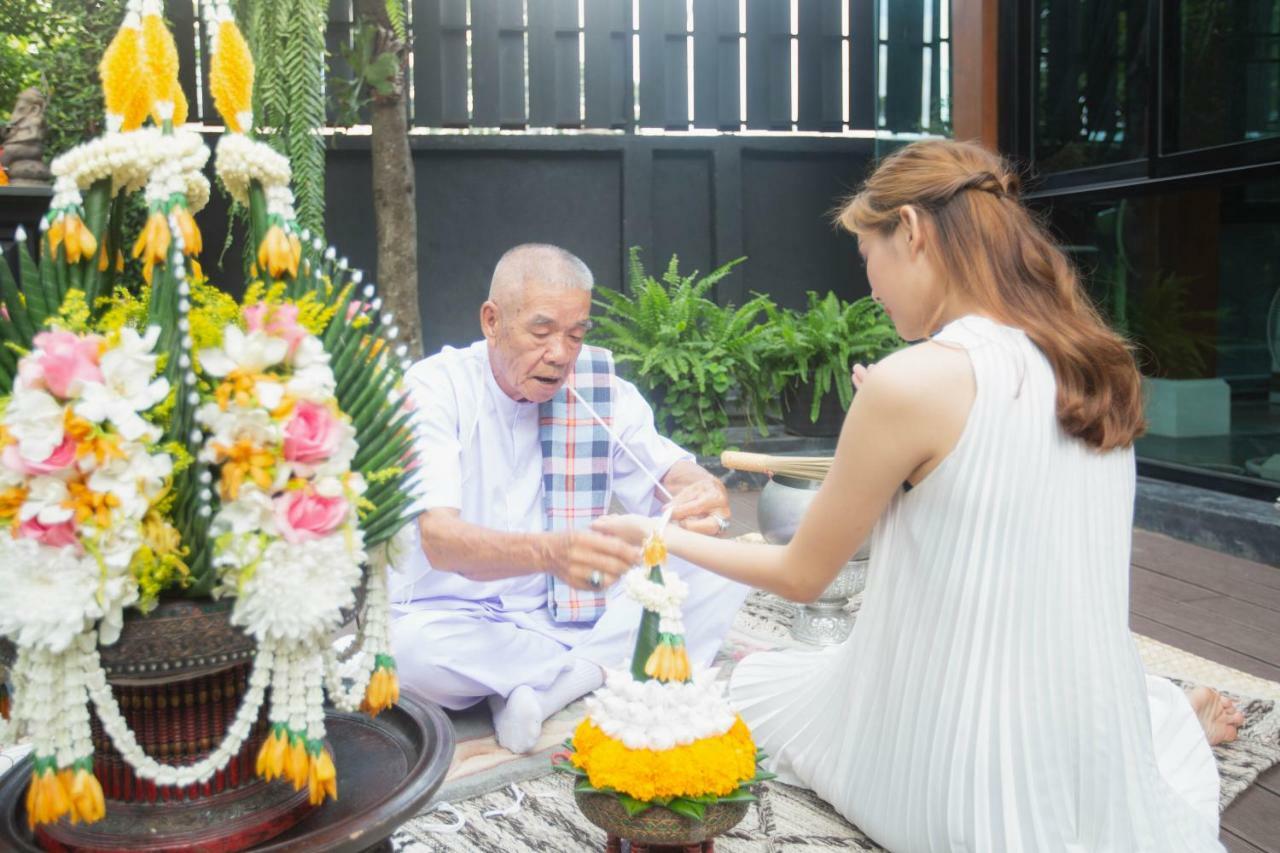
left=170, top=0, right=952, bottom=135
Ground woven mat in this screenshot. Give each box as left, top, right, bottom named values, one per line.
left=390, top=590, right=1280, bottom=851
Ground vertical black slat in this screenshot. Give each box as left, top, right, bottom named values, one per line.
left=528, top=0, right=581, bottom=127
left=796, top=0, right=843, bottom=130
left=472, top=0, right=527, bottom=128
left=849, top=0, right=875, bottom=130
left=693, top=0, right=740, bottom=129
left=883, top=0, right=924, bottom=131
left=745, top=0, right=791, bottom=129
left=638, top=0, right=688, bottom=129
left=168, top=0, right=200, bottom=123
left=583, top=0, right=630, bottom=128
left=413, top=0, right=470, bottom=127
left=326, top=0, right=355, bottom=125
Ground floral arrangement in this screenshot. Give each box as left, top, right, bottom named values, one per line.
left=554, top=533, right=773, bottom=821
left=0, top=0, right=419, bottom=830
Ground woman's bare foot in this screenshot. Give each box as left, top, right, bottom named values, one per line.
left=1187, top=686, right=1246, bottom=746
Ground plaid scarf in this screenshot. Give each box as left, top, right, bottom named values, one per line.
left=540, top=346, right=615, bottom=623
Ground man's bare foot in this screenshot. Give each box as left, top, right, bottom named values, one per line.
left=1188, top=686, right=1246, bottom=746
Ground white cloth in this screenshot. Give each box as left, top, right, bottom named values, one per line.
left=390, top=341, right=748, bottom=709
left=730, top=316, right=1224, bottom=853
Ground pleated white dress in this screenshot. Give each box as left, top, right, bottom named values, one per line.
left=730, top=316, right=1224, bottom=852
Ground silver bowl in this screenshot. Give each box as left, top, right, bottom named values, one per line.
left=757, top=473, right=867, bottom=645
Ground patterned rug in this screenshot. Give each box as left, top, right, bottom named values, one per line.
left=389, top=590, right=1280, bottom=851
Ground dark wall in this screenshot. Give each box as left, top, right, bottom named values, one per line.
left=322, top=133, right=877, bottom=355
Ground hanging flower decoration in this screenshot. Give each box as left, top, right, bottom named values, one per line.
left=0, top=0, right=422, bottom=831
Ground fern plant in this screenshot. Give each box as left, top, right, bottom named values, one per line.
left=591, top=249, right=772, bottom=457
left=237, top=0, right=328, bottom=235
left=756, top=292, right=903, bottom=424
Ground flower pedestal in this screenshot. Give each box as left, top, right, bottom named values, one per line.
left=6, top=599, right=306, bottom=852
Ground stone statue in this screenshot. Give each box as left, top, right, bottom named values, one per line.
left=0, top=88, right=53, bottom=185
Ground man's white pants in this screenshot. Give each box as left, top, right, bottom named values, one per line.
left=390, top=557, right=749, bottom=710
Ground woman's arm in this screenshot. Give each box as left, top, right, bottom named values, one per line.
left=594, top=342, right=974, bottom=601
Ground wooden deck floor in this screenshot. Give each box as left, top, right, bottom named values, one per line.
left=724, top=490, right=1280, bottom=852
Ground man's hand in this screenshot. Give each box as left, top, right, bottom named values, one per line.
left=542, top=530, right=641, bottom=591
left=660, top=461, right=731, bottom=536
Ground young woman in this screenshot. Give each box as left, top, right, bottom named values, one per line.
left=594, top=139, right=1242, bottom=852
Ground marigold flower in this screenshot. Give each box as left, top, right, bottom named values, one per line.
left=257, top=224, right=299, bottom=280
left=172, top=206, right=202, bottom=256
left=570, top=717, right=757, bottom=803
left=210, top=18, right=255, bottom=133
left=65, top=481, right=121, bottom=528
left=132, top=211, right=170, bottom=283
left=212, top=438, right=275, bottom=500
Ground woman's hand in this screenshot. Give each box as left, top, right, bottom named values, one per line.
left=591, top=514, right=658, bottom=547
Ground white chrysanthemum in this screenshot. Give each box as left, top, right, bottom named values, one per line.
left=220, top=530, right=366, bottom=643
left=0, top=537, right=100, bottom=653
left=5, top=388, right=65, bottom=461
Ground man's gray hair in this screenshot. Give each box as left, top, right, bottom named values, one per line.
left=488, top=243, right=594, bottom=305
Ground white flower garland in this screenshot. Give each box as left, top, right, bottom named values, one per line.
left=215, top=133, right=291, bottom=208
left=49, top=129, right=210, bottom=211
left=623, top=566, right=689, bottom=636
left=85, top=634, right=272, bottom=787
left=324, top=546, right=395, bottom=712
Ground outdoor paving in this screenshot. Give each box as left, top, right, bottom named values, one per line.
left=725, top=489, right=1280, bottom=853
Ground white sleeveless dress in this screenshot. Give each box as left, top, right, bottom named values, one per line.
left=729, top=316, right=1224, bottom=852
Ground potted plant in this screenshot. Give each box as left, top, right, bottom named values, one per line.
left=755, top=292, right=901, bottom=437
left=591, top=248, right=774, bottom=457
left=0, top=6, right=446, bottom=850
left=1131, top=272, right=1230, bottom=437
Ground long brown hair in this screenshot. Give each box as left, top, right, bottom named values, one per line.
left=837, top=139, right=1144, bottom=451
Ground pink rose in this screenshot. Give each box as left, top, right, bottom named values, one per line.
left=283, top=401, right=342, bottom=464
left=25, top=331, right=103, bottom=398
left=273, top=488, right=348, bottom=543
left=244, top=303, right=307, bottom=355
left=2, top=434, right=77, bottom=475
left=17, top=517, right=79, bottom=549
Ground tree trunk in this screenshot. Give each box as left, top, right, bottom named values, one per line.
left=352, top=0, right=423, bottom=359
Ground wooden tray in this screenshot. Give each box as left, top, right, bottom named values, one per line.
left=0, top=690, right=454, bottom=853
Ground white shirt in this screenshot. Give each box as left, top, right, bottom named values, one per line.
left=392, top=341, right=691, bottom=612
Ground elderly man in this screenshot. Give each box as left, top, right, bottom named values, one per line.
left=391, top=244, right=749, bottom=753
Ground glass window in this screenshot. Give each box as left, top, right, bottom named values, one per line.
left=1033, top=0, right=1149, bottom=172
left=1167, top=0, right=1280, bottom=153
left=1041, top=177, right=1280, bottom=484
